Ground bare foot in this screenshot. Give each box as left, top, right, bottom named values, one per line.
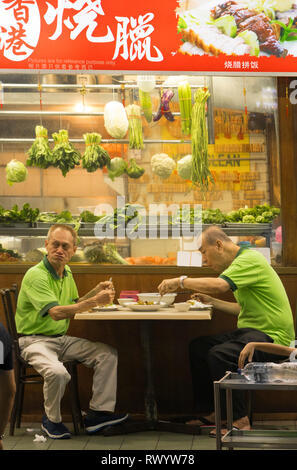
left=209, top=415, right=251, bottom=436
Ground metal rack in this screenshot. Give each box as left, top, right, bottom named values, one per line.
left=214, top=371, right=297, bottom=450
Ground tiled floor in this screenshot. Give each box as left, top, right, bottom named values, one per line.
left=2, top=420, right=296, bottom=451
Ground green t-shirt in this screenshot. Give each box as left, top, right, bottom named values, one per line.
left=220, top=247, right=295, bottom=346
left=15, top=256, right=79, bottom=336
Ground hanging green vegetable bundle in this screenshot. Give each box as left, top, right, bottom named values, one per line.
left=191, top=88, right=213, bottom=193
left=26, top=125, right=54, bottom=169
left=178, top=81, right=192, bottom=136
left=125, top=104, right=144, bottom=149
left=126, top=158, right=145, bottom=179
left=52, top=129, right=81, bottom=177
left=82, top=133, right=110, bottom=172
left=139, top=89, right=153, bottom=123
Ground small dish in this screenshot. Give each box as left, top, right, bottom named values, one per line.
left=117, top=298, right=133, bottom=307
left=173, top=302, right=191, bottom=312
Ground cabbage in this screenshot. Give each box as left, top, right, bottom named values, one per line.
left=6, top=159, right=28, bottom=186
left=104, top=101, right=129, bottom=139
left=108, top=157, right=127, bottom=181
left=177, top=154, right=192, bottom=180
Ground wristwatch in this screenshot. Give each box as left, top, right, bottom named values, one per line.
left=179, top=275, right=188, bottom=289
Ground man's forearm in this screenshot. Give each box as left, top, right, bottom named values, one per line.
left=49, top=297, right=98, bottom=321
left=183, top=277, right=230, bottom=295
left=211, top=298, right=240, bottom=316
left=78, top=285, right=101, bottom=302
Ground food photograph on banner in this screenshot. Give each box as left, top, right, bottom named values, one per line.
left=0, top=0, right=297, bottom=73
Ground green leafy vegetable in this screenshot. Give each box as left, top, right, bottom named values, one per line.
left=226, top=205, right=280, bottom=223
left=52, top=129, right=81, bottom=177
left=103, top=243, right=129, bottom=264
left=97, top=204, right=142, bottom=234
left=5, top=159, right=28, bottom=186
left=138, top=89, right=153, bottom=123
left=125, top=104, right=144, bottom=149
left=0, top=203, right=39, bottom=224
left=172, top=205, right=280, bottom=225
left=83, top=242, right=129, bottom=264
left=37, top=210, right=80, bottom=231
left=82, top=133, right=110, bottom=172
left=26, top=125, right=54, bottom=169
left=80, top=210, right=102, bottom=223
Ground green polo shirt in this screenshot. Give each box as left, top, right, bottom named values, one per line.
left=15, top=256, right=79, bottom=336
left=220, top=247, right=295, bottom=346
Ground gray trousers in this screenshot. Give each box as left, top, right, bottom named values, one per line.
left=19, top=335, right=118, bottom=423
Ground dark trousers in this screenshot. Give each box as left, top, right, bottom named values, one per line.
left=189, top=328, right=286, bottom=420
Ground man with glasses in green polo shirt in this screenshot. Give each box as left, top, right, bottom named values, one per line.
left=158, top=226, right=295, bottom=435
left=16, top=224, right=128, bottom=439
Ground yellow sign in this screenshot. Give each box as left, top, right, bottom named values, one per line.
left=208, top=136, right=251, bottom=173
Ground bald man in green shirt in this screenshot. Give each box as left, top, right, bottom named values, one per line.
left=158, top=226, right=294, bottom=435
left=16, top=224, right=128, bottom=439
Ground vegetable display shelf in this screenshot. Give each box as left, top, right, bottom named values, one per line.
left=0, top=222, right=272, bottom=242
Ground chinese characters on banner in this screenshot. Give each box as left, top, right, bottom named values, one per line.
left=0, top=0, right=297, bottom=73
left=0, top=0, right=165, bottom=69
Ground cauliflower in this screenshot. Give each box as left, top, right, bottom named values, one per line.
left=177, top=154, right=192, bottom=180
left=150, top=153, right=176, bottom=179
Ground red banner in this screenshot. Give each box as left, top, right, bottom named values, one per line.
left=0, top=0, right=297, bottom=74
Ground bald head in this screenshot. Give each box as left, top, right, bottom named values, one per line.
left=199, top=226, right=239, bottom=272
left=202, top=226, right=232, bottom=246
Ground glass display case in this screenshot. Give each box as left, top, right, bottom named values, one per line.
left=0, top=72, right=282, bottom=267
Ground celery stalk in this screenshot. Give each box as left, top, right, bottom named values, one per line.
left=178, top=81, right=192, bottom=136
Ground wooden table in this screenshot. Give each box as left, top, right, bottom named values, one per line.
left=75, top=305, right=212, bottom=435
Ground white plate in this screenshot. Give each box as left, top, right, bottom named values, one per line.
left=188, top=301, right=212, bottom=310
left=125, top=302, right=162, bottom=311
left=92, top=305, right=118, bottom=311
